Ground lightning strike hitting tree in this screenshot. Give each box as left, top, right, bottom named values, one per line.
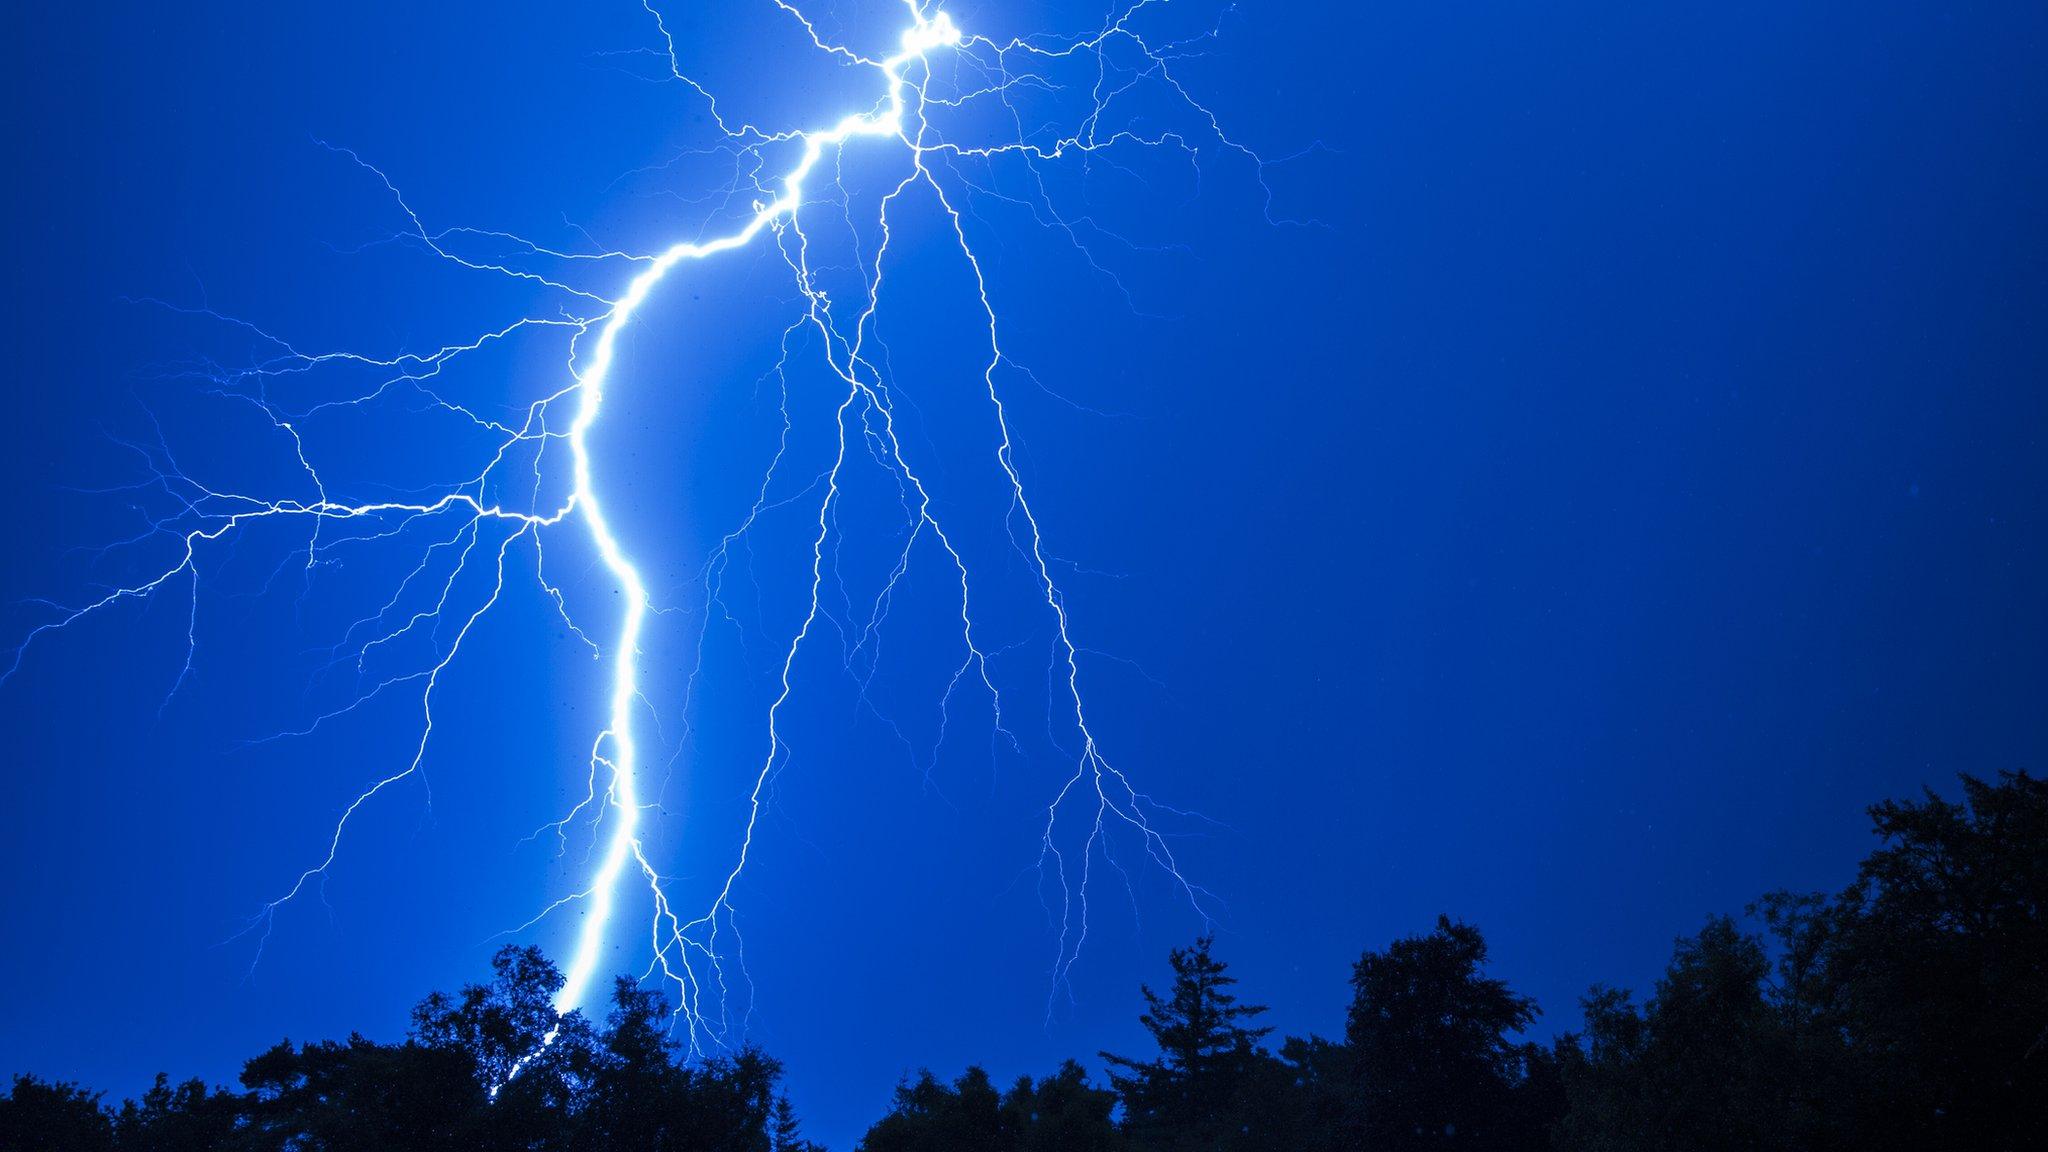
left=3, top=0, right=1288, bottom=1048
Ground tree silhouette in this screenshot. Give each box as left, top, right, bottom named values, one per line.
left=858, top=1066, right=1007, bottom=1152
left=0, top=1075, right=115, bottom=1152
left=578, top=980, right=689, bottom=1151
left=857, top=1062, right=1122, bottom=1152
left=1100, top=936, right=1276, bottom=1151
left=1342, top=915, right=1556, bottom=1151
left=110, top=1075, right=243, bottom=1152
left=1558, top=918, right=1791, bottom=1151
left=233, top=946, right=808, bottom=1151
left=1777, top=771, right=2047, bottom=1149
left=1001, top=1062, right=1123, bottom=1152
left=570, top=975, right=805, bottom=1152
left=1558, top=771, right=2048, bottom=1151
left=239, top=1033, right=484, bottom=1151
left=771, top=1094, right=825, bottom=1152
left=4, top=772, right=2042, bottom=1150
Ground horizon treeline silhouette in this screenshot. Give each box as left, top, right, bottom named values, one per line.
left=4, top=771, right=2043, bottom=1150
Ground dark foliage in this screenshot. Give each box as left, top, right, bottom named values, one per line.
left=5, top=773, right=2042, bottom=1150
left=1342, top=915, right=1560, bottom=1151
left=0, top=1076, right=115, bottom=1152
left=1558, top=919, right=1792, bottom=1151
left=1558, top=771, right=2048, bottom=1151
left=1099, top=936, right=1275, bottom=1151
left=113, top=1076, right=243, bottom=1152
left=3, top=946, right=810, bottom=1152
left=854, top=1062, right=1125, bottom=1152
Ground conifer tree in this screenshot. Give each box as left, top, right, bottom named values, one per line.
left=1101, top=936, right=1275, bottom=1150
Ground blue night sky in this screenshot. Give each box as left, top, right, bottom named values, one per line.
left=3, top=2, right=2044, bottom=1147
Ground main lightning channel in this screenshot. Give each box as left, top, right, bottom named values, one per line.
left=1, top=0, right=1282, bottom=1050
left=550, top=7, right=965, bottom=1019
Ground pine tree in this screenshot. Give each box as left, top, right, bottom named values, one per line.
left=772, top=1094, right=825, bottom=1152
left=1101, top=937, right=1275, bottom=1151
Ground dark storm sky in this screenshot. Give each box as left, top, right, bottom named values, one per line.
left=3, top=2, right=2043, bottom=1146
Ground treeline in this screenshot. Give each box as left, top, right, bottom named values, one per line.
left=5, top=772, right=2043, bottom=1150
left=0, top=947, right=824, bottom=1152
left=869, top=771, right=2046, bottom=1152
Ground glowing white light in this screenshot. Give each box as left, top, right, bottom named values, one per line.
left=550, top=5, right=963, bottom=1021
left=4, top=0, right=1281, bottom=1056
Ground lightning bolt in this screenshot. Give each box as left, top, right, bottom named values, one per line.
left=6, top=0, right=1290, bottom=1048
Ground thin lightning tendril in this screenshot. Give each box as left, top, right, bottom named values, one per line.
left=6, top=0, right=1289, bottom=1054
